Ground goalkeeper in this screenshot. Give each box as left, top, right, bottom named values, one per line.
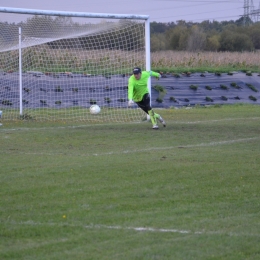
left=128, top=67, right=166, bottom=129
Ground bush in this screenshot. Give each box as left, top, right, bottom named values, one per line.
left=173, top=73, right=180, bottom=78
left=23, top=87, right=30, bottom=93
left=104, top=86, right=112, bottom=91
left=249, top=95, right=257, bottom=101
left=19, top=113, right=34, bottom=120
left=221, top=96, right=228, bottom=101
left=104, top=97, right=111, bottom=103
left=2, top=100, right=12, bottom=106
left=205, top=96, right=213, bottom=102
left=55, top=86, right=63, bottom=92
left=246, top=83, right=258, bottom=92
left=153, top=84, right=165, bottom=92
left=230, top=82, right=241, bottom=89
left=153, top=84, right=167, bottom=102
left=90, top=99, right=97, bottom=104
left=169, top=96, right=177, bottom=102
left=189, top=85, right=198, bottom=90
left=220, top=84, right=229, bottom=90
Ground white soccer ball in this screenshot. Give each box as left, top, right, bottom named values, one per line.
left=89, top=104, right=101, bottom=115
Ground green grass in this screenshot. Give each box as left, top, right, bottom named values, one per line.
left=1, top=104, right=260, bottom=260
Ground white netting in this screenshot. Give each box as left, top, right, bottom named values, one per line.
left=0, top=11, right=147, bottom=122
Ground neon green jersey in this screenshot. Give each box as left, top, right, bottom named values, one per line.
left=128, top=71, right=160, bottom=102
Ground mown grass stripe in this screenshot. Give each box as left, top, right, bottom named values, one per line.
left=0, top=137, right=259, bottom=157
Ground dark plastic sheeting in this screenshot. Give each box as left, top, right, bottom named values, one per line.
left=151, top=72, right=260, bottom=107
left=0, top=72, right=259, bottom=109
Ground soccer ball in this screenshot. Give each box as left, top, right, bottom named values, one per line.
left=89, top=104, right=101, bottom=114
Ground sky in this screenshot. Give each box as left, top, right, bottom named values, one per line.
left=0, top=0, right=255, bottom=23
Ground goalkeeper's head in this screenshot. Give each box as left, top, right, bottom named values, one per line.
left=133, top=67, right=141, bottom=80
left=133, top=67, right=141, bottom=74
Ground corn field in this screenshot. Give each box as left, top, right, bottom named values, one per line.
left=151, top=51, right=260, bottom=71
left=1, top=47, right=260, bottom=73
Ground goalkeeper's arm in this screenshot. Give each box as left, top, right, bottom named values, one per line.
left=150, top=71, right=161, bottom=80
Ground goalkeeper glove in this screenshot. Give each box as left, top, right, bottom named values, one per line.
left=128, top=100, right=134, bottom=106
left=156, top=74, right=162, bottom=80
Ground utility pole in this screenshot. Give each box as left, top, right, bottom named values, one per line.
left=251, top=1, right=260, bottom=21
left=244, top=0, right=260, bottom=24
left=243, top=0, right=251, bottom=25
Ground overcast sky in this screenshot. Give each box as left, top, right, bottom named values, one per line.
left=0, top=0, right=251, bottom=23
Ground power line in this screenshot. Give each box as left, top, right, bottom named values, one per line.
left=136, top=0, right=244, bottom=22
left=153, top=0, right=243, bottom=2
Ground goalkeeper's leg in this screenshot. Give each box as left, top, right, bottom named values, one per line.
left=148, top=109, right=158, bottom=129
left=136, top=93, right=159, bottom=129
left=154, top=112, right=166, bottom=127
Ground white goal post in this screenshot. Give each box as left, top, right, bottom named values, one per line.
left=0, top=7, right=151, bottom=123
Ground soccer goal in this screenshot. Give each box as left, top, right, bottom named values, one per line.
left=0, top=7, right=151, bottom=123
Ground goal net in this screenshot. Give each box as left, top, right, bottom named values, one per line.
left=0, top=8, right=150, bottom=123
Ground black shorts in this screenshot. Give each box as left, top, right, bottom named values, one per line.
left=135, top=93, right=152, bottom=114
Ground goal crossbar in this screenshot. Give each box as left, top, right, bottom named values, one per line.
left=0, top=7, right=149, bottom=20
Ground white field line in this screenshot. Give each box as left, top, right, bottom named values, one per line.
left=0, top=136, right=259, bottom=157
left=85, top=224, right=201, bottom=234
left=8, top=220, right=196, bottom=235
left=93, top=137, right=260, bottom=156
left=183, top=117, right=260, bottom=124
left=7, top=221, right=260, bottom=237
left=0, top=116, right=259, bottom=132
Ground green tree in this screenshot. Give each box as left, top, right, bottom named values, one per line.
left=151, top=33, right=166, bottom=51
left=24, top=15, right=57, bottom=38
left=150, top=22, right=171, bottom=33
left=206, top=35, right=220, bottom=51
left=165, top=25, right=189, bottom=50
left=219, top=30, right=253, bottom=51
left=200, top=20, right=223, bottom=33
left=187, top=25, right=206, bottom=51
left=248, top=24, right=260, bottom=49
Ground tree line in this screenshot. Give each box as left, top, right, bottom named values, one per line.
left=150, top=18, right=260, bottom=52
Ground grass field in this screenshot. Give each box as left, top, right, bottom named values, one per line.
left=1, top=104, right=260, bottom=260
